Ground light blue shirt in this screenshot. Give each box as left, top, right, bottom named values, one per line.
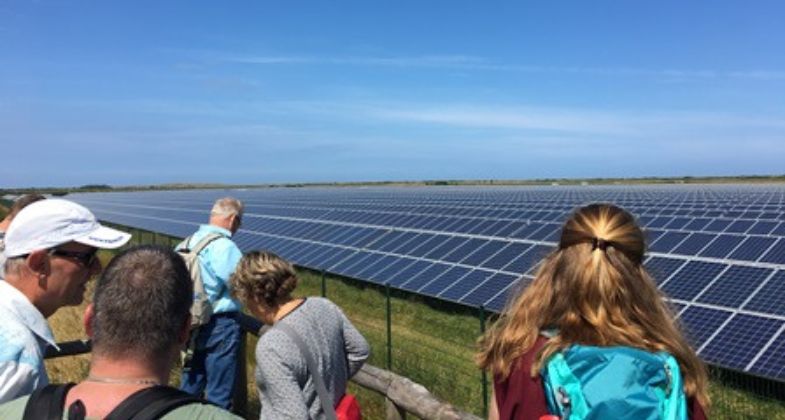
left=184, top=225, right=243, bottom=314
left=0, top=231, right=7, bottom=280
left=0, top=280, right=57, bottom=403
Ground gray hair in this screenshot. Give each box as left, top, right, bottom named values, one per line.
left=210, top=197, right=244, bottom=218
left=90, top=245, right=192, bottom=360
left=3, top=257, right=25, bottom=277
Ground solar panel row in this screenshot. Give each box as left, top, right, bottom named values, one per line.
left=69, top=185, right=785, bottom=381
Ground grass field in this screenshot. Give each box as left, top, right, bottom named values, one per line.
left=45, top=247, right=785, bottom=420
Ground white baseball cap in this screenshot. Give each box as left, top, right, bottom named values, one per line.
left=4, top=198, right=132, bottom=258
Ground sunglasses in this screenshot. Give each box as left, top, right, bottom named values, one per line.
left=49, top=248, right=99, bottom=267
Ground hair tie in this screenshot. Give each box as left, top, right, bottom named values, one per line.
left=591, top=237, right=609, bottom=251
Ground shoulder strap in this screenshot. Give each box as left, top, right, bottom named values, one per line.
left=190, top=232, right=224, bottom=254
left=276, top=322, right=337, bottom=420
left=104, top=385, right=207, bottom=420
left=175, top=235, right=192, bottom=252
left=23, top=383, right=76, bottom=420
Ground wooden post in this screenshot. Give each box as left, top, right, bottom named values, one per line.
left=321, top=269, right=327, bottom=297
left=385, top=397, right=406, bottom=420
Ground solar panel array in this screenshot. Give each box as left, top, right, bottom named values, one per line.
left=70, top=184, right=785, bottom=381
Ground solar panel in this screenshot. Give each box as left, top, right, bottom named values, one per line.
left=744, top=271, right=785, bottom=316
left=699, top=235, right=745, bottom=259
left=644, top=256, right=686, bottom=285
left=679, top=305, right=734, bottom=347
left=650, top=231, right=690, bottom=253
left=752, top=332, right=785, bottom=380
left=761, top=239, right=785, bottom=264
left=696, top=266, right=773, bottom=308
left=700, top=314, right=784, bottom=370
left=70, top=184, right=785, bottom=381
left=661, top=261, right=727, bottom=301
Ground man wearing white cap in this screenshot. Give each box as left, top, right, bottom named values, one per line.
left=0, top=199, right=131, bottom=403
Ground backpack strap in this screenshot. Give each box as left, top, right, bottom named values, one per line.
left=662, top=354, right=689, bottom=420
left=176, top=232, right=227, bottom=301
left=104, top=385, right=207, bottom=420
left=190, top=232, right=224, bottom=254
left=23, top=383, right=76, bottom=420
left=276, top=322, right=338, bottom=420
left=542, top=351, right=587, bottom=418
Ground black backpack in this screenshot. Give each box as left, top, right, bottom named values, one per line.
left=23, top=384, right=207, bottom=420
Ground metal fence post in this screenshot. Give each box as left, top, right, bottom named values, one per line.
left=233, top=331, right=248, bottom=415
left=386, top=283, right=392, bottom=371
left=321, top=269, right=326, bottom=297
left=480, top=305, right=488, bottom=416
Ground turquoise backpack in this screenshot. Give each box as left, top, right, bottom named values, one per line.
left=541, top=345, right=688, bottom=420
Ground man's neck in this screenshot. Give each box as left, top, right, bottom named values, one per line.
left=209, top=214, right=236, bottom=235
left=87, top=355, right=170, bottom=384
left=3, top=272, right=54, bottom=318
left=64, top=356, right=173, bottom=417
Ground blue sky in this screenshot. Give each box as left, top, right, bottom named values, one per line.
left=2, top=1, right=784, bottom=187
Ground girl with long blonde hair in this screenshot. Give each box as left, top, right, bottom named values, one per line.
left=477, top=204, right=709, bottom=419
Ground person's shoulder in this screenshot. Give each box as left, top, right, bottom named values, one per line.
left=510, top=334, right=549, bottom=376
left=205, top=231, right=240, bottom=252
left=306, top=296, right=340, bottom=313
left=257, top=326, right=297, bottom=352
left=165, top=402, right=243, bottom=420
left=0, top=394, right=30, bottom=419
left=0, top=320, right=33, bottom=358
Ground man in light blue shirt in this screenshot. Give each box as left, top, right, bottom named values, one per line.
left=179, top=197, right=244, bottom=410
left=0, top=199, right=130, bottom=403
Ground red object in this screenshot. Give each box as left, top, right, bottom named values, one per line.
left=538, top=416, right=560, bottom=420
left=336, top=393, right=361, bottom=420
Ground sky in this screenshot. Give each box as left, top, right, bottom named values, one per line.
left=1, top=1, right=784, bottom=187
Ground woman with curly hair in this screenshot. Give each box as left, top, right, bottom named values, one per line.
left=231, top=251, right=369, bottom=419
left=477, top=204, right=709, bottom=420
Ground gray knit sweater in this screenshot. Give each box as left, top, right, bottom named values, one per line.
left=255, top=297, right=370, bottom=420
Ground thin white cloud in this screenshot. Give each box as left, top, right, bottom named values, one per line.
left=202, top=50, right=785, bottom=80
left=728, top=70, right=785, bottom=80
left=220, top=53, right=485, bottom=68
left=277, top=100, right=785, bottom=138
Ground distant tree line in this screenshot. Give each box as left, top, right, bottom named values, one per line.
left=2, top=174, right=785, bottom=196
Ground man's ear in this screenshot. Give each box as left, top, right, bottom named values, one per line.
left=22, top=249, right=52, bottom=289
left=83, top=303, right=95, bottom=338
left=27, top=250, right=50, bottom=285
